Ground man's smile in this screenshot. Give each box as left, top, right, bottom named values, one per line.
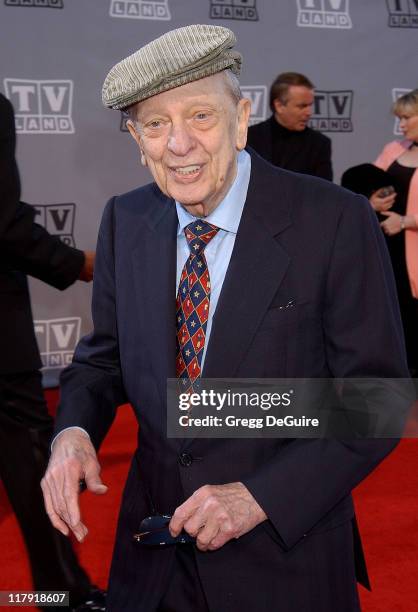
left=169, top=164, right=205, bottom=180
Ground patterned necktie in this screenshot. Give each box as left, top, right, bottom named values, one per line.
left=176, top=220, right=220, bottom=390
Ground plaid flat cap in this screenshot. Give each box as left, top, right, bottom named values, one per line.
left=102, top=24, right=242, bottom=110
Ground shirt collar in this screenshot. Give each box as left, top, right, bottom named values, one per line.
left=176, top=149, right=251, bottom=236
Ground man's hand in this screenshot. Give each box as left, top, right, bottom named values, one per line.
left=169, top=482, right=267, bottom=552
left=41, top=429, right=107, bottom=542
left=369, top=189, right=396, bottom=212
left=79, top=250, right=95, bottom=282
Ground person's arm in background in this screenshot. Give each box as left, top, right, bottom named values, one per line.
left=371, top=140, right=418, bottom=233
left=1, top=93, right=94, bottom=286
left=0, top=202, right=94, bottom=286
left=372, top=140, right=418, bottom=235
left=380, top=209, right=418, bottom=236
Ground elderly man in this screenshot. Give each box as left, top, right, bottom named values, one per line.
left=247, top=72, right=333, bottom=180
left=42, top=25, right=407, bottom=612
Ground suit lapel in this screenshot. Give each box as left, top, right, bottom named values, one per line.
left=203, top=154, right=292, bottom=378
left=131, top=191, right=189, bottom=452
left=131, top=191, right=177, bottom=401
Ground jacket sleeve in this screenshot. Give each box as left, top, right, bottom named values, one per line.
left=0, top=93, right=85, bottom=289
left=54, top=198, right=125, bottom=449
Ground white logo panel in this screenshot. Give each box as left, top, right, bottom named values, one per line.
left=209, top=0, right=259, bottom=21
left=296, top=0, right=352, bottom=29
left=110, top=0, right=171, bottom=20
left=241, top=86, right=267, bottom=126
left=4, top=79, right=74, bottom=134
left=33, top=203, right=76, bottom=247
left=5, top=0, right=63, bottom=7
left=387, top=0, right=418, bottom=28
left=309, top=90, right=353, bottom=132
left=35, top=317, right=81, bottom=369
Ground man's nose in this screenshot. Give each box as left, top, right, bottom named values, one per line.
left=167, top=122, right=195, bottom=156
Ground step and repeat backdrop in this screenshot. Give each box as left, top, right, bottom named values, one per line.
left=0, top=0, right=416, bottom=385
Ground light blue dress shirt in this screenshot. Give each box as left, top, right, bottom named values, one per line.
left=176, top=149, right=251, bottom=368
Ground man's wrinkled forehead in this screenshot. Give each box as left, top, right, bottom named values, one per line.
left=133, top=73, right=234, bottom=120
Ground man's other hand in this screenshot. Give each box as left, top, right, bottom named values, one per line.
left=41, top=429, right=107, bottom=542
left=169, top=482, right=267, bottom=551
left=79, top=250, right=95, bottom=282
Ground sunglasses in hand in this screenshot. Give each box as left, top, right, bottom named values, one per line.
left=133, top=514, right=196, bottom=546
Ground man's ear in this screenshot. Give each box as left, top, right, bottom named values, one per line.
left=236, top=98, right=252, bottom=151
left=126, top=119, right=140, bottom=143
left=126, top=120, right=147, bottom=166
left=273, top=98, right=284, bottom=116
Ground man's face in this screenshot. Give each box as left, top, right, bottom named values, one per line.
left=273, top=85, right=314, bottom=132
left=127, top=73, right=251, bottom=217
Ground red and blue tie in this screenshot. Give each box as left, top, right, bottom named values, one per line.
left=176, top=220, right=220, bottom=390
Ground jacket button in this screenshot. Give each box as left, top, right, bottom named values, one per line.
left=179, top=452, right=193, bottom=467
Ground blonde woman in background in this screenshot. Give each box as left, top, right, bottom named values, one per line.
left=371, top=89, right=418, bottom=374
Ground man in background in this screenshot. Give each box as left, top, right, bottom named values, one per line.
left=247, top=72, right=333, bottom=180
left=0, top=92, right=104, bottom=612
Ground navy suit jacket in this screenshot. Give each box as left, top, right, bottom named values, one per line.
left=56, top=151, right=408, bottom=612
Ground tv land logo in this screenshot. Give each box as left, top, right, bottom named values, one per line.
left=210, top=0, right=259, bottom=21
left=110, top=0, right=171, bottom=20
left=296, top=0, right=352, bottom=28
left=4, top=79, right=74, bottom=134
left=392, top=88, right=410, bottom=135
left=35, top=317, right=81, bottom=369
left=241, top=86, right=267, bottom=125
left=387, top=0, right=418, bottom=27
left=308, top=90, right=353, bottom=132
left=4, top=0, right=63, bottom=7
left=33, top=204, right=76, bottom=247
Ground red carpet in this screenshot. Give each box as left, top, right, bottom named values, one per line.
left=0, top=391, right=137, bottom=611
left=1, top=390, right=417, bottom=611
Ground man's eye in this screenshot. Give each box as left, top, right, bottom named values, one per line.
left=144, top=119, right=165, bottom=130
left=195, top=112, right=209, bottom=120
